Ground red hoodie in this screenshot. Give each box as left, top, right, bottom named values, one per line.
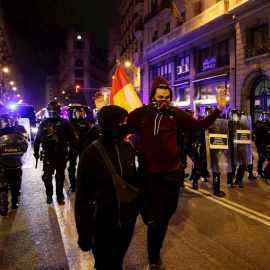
left=127, top=104, right=221, bottom=172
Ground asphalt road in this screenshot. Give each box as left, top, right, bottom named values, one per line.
left=0, top=145, right=270, bottom=270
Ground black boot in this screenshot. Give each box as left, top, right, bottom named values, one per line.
left=213, top=172, right=225, bottom=197
left=234, top=176, right=244, bottom=188
left=192, top=172, right=201, bottom=190
left=256, top=170, right=265, bottom=178
left=0, top=189, right=8, bottom=216
left=55, top=174, right=65, bottom=205
left=11, top=180, right=21, bottom=209
left=42, top=177, right=53, bottom=204
left=227, top=171, right=235, bottom=188
left=68, top=176, right=76, bottom=192
left=247, top=164, right=256, bottom=180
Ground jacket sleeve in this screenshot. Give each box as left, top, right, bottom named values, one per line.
left=66, top=120, right=78, bottom=150
left=33, top=122, right=43, bottom=153
left=175, top=107, right=221, bottom=132
left=75, top=147, right=95, bottom=248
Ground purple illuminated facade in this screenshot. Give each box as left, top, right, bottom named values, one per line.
left=117, top=0, right=270, bottom=121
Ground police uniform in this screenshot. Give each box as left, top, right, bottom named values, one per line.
left=68, top=107, right=91, bottom=192
left=34, top=102, right=77, bottom=205
left=255, top=112, right=270, bottom=183
left=0, top=114, right=28, bottom=216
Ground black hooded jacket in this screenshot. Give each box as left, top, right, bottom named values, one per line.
left=75, top=105, right=138, bottom=247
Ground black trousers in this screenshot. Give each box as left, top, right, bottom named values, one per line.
left=92, top=220, right=136, bottom=270
left=138, top=169, right=182, bottom=264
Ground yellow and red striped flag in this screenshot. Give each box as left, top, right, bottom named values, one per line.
left=172, top=1, right=185, bottom=23
left=110, top=60, right=142, bottom=113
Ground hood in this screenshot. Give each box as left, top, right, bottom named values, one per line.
left=98, top=105, right=128, bottom=132
left=149, top=76, right=172, bottom=102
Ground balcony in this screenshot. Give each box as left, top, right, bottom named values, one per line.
left=245, top=43, right=270, bottom=59
left=144, top=0, right=232, bottom=59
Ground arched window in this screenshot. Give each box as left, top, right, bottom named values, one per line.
left=75, top=59, right=84, bottom=67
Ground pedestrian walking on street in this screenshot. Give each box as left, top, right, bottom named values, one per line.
left=34, top=101, right=77, bottom=205
left=75, top=105, right=138, bottom=270
left=94, top=76, right=228, bottom=270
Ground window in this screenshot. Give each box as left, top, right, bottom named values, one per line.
left=152, top=30, right=158, bottom=42
left=245, top=23, right=268, bottom=58
left=74, top=41, right=85, bottom=50
left=197, top=80, right=229, bottom=100
left=75, top=69, right=84, bottom=78
left=75, top=59, right=84, bottom=67
left=198, top=40, right=229, bottom=72
left=176, top=55, right=190, bottom=78
left=164, top=22, right=170, bottom=35
left=194, top=1, right=202, bottom=16
left=176, top=87, right=190, bottom=102
left=156, top=63, right=172, bottom=81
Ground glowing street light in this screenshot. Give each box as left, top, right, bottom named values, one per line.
left=13, top=87, right=17, bottom=91
left=9, top=81, right=14, bottom=85
left=3, top=67, right=9, bottom=73
left=125, top=61, right=131, bottom=67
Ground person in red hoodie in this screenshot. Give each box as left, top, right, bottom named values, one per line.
left=94, top=76, right=228, bottom=270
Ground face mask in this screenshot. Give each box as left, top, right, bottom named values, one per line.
left=115, top=124, right=128, bottom=140
left=152, top=100, right=170, bottom=111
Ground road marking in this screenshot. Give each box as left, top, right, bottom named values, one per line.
left=53, top=190, right=95, bottom=270
left=184, top=183, right=270, bottom=227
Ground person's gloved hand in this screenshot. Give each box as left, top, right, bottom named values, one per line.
left=33, top=152, right=39, bottom=159
left=78, top=233, right=92, bottom=252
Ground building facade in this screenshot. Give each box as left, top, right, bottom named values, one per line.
left=58, top=29, right=109, bottom=109
left=0, top=5, right=24, bottom=113
left=118, top=0, right=270, bottom=121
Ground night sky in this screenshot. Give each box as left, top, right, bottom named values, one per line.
left=1, top=0, right=122, bottom=110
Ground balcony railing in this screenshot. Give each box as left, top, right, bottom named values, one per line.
left=245, top=43, right=269, bottom=59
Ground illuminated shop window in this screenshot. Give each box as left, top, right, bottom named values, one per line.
left=197, top=80, right=229, bottom=100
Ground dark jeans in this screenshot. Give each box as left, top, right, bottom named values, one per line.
left=92, top=220, right=136, bottom=270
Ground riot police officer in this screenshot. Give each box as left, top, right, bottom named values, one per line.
left=255, top=112, right=267, bottom=178
left=177, top=109, right=196, bottom=188
left=34, top=102, right=77, bottom=205
left=255, top=111, right=270, bottom=184
left=227, top=109, right=253, bottom=188
left=240, top=112, right=257, bottom=180
left=0, top=114, right=29, bottom=216
left=191, top=107, right=213, bottom=190
left=204, top=107, right=229, bottom=196
left=67, top=107, right=91, bottom=192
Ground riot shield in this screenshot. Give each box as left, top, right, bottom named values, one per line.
left=205, top=119, right=232, bottom=174
left=232, top=115, right=253, bottom=165
left=0, top=133, right=29, bottom=169
left=19, top=118, right=33, bottom=168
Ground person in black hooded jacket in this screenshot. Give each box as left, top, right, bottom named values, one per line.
left=75, top=105, right=138, bottom=270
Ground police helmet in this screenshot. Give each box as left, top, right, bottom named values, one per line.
left=185, top=109, right=194, bottom=116
left=0, top=114, right=13, bottom=129
left=229, top=109, right=241, bottom=122
left=241, top=111, right=247, bottom=116
left=204, top=107, right=213, bottom=116
left=73, top=107, right=86, bottom=119
left=46, top=101, right=61, bottom=118
left=263, top=111, right=270, bottom=122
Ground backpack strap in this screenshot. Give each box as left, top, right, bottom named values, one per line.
left=141, top=104, right=149, bottom=129
left=93, top=140, right=117, bottom=176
